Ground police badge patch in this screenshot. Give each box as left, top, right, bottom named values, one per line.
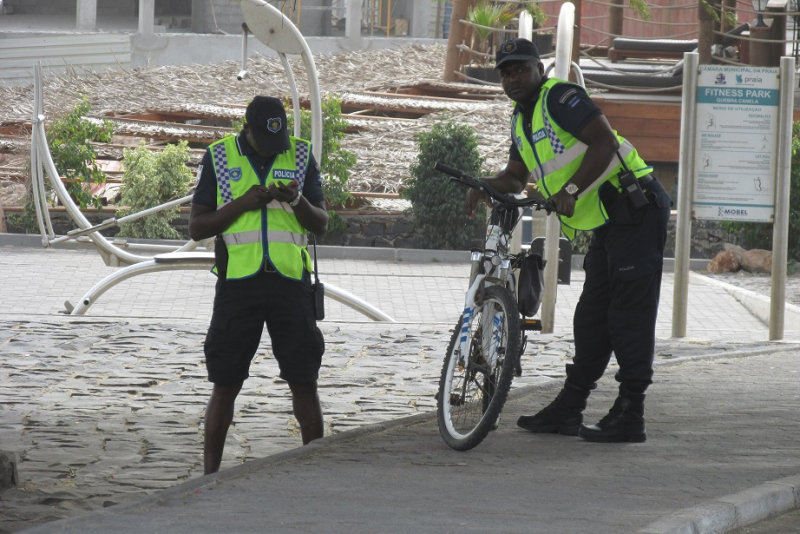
left=267, top=118, right=282, bottom=133
left=501, top=41, right=517, bottom=54
left=230, top=168, right=243, bottom=181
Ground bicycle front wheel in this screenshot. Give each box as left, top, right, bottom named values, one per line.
left=437, top=285, right=521, bottom=451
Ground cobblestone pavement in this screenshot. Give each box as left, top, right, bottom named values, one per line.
left=0, top=245, right=795, bottom=532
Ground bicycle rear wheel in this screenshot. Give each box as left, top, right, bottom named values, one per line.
left=437, top=285, right=521, bottom=451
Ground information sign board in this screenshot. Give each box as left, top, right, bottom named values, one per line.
left=694, top=65, right=779, bottom=222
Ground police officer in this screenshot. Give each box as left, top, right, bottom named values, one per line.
left=466, top=38, right=671, bottom=443
left=189, top=96, right=328, bottom=473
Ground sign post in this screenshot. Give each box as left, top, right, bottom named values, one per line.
left=673, top=56, right=793, bottom=340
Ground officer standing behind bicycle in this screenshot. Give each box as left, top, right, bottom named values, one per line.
left=466, top=38, right=671, bottom=443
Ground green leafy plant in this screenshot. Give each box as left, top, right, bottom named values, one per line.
left=403, top=116, right=486, bottom=250
left=720, top=121, right=800, bottom=265
left=629, top=0, right=651, bottom=21
left=286, top=95, right=356, bottom=235
left=47, top=97, right=115, bottom=210
left=115, top=141, right=194, bottom=239
left=468, top=1, right=516, bottom=65
left=699, top=0, right=737, bottom=26
left=521, top=1, right=548, bottom=27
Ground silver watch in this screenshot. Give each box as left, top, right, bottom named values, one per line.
left=564, top=183, right=579, bottom=198
left=289, top=193, right=302, bottom=207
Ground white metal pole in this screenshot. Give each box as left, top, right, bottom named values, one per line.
left=769, top=56, right=794, bottom=340
left=672, top=52, right=699, bottom=338
left=138, top=0, right=155, bottom=35
left=541, top=2, right=575, bottom=333
left=509, top=11, right=535, bottom=256
left=237, top=24, right=249, bottom=80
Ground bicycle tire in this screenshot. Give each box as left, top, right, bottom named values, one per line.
left=436, top=285, right=521, bottom=451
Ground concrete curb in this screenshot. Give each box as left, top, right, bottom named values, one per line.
left=690, top=271, right=800, bottom=335
left=639, top=475, right=800, bottom=534
left=0, top=233, right=712, bottom=271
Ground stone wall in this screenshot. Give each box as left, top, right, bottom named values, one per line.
left=318, top=214, right=420, bottom=248
left=5, top=210, right=741, bottom=259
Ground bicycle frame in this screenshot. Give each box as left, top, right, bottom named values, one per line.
left=433, top=162, right=552, bottom=375
left=459, top=198, right=522, bottom=369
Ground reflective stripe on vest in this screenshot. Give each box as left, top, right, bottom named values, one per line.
left=208, top=135, right=313, bottom=280
left=222, top=229, right=308, bottom=247
left=512, top=78, right=652, bottom=239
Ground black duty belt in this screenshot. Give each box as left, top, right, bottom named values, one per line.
left=601, top=174, right=657, bottom=209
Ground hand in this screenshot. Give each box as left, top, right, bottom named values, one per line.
left=464, top=188, right=490, bottom=219
left=241, top=185, right=273, bottom=210
left=550, top=189, right=577, bottom=218
left=268, top=179, right=300, bottom=204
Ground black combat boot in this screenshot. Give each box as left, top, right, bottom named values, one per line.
left=516, top=380, right=592, bottom=436
left=579, top=384, right=646, bottom=443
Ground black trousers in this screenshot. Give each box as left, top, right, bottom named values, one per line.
left=566, top=177, right=671, bottom=390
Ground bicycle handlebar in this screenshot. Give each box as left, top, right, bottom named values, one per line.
left=434, top=163, right=554, bottom=213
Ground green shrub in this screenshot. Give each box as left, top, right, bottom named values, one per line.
left=286, top=95, right=355, bottom=236
left=47, top=97, right=115, bottom=210
left=404, top=116, right=486, bottom=250
left=720, top=121, right=800, bottom=262
left=115, top=141, right=194, bottom=239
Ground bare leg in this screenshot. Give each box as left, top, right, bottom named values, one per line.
left=288, top=380, right=323, bottom=444
left=204, top=382, right=243, bottom=475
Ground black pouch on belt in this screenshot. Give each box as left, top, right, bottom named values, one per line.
left=311, top=235, right=325, bottom=321
left=214, top=235, right=228, bottom=279
left=616, top=151, right=648, bottom=210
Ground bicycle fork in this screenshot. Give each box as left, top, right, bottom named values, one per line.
left=459, top=273, right=504, bottom=372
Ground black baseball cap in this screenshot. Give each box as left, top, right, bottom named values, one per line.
left=495, top=38, right=540, bottom=69
left=245, top=96, right=290, bottom=153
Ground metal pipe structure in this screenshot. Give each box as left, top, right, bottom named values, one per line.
left=28, top=2, right=395, bottom=322
left=509, top=11, right=534, bottom=256
left=31, top=65, right=151, bottom=266
left=672, top=52, right=699, bottom=338
left=237, top=23, right=249, bottom=80
left=541, top=1, right=575, bottom=333
left=279, top=53, right=303, bottom=139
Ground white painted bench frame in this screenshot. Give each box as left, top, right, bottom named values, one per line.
left=30, top=0, right=394, bottom=322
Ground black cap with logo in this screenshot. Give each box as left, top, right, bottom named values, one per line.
left=495, top=38, right=541, bottom=69
left=245, top=96, right=291, bottom=153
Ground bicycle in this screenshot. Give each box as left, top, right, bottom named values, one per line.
left=433, top=163, right=554, bottom=451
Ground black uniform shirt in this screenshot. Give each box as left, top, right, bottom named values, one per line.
left=192, top=133, right=325, bottom=207
left=509, top=79, right=603, bottom=162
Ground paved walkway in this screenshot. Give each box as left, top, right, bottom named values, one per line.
left=0, top=240, right=799, bottom=533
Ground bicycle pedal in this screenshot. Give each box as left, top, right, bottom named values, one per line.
left=521, top=319, right=542, bottom=331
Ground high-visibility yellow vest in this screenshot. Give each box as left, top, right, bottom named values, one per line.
left=512, top=78, right=652, bottom=240
left=208, top=135, right=314, bottom=280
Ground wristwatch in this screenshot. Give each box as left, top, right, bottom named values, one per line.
left=289, top=193, right=302, bottom=207
left=564, top=183, right=580, bottom=199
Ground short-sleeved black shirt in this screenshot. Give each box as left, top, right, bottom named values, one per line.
left=509, top=79, right=603, bottom=162
left=192, top=133, right=325, bottom=207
